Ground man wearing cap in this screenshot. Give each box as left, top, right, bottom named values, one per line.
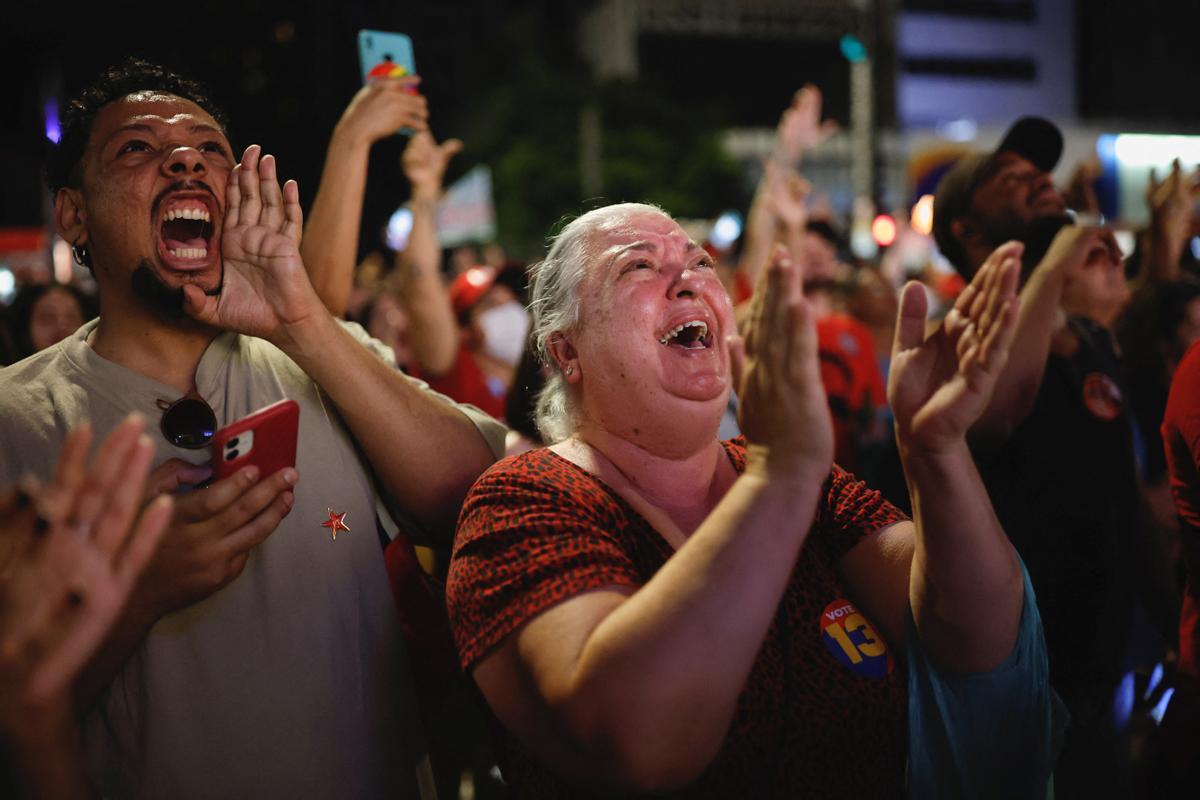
left=934, top=119, right=1170, bottom=797
left=932, top=116, right=1072, bottom=278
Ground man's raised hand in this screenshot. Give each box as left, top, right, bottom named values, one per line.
left=185, top=145, right=322, bottom=347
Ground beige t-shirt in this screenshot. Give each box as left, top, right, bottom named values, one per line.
left=0, top=319, right=506, bottom=799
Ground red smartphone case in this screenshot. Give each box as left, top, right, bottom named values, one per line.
left=211, top=399, right=300, bottom=481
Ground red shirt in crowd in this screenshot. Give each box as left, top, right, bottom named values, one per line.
left=1162, top=339, right=1200, bottom=678
left=817, top=313, right=887, bottom=471
left=446, top=438, right=908, bottom=798
left=414, top=343, right=507, bottom=421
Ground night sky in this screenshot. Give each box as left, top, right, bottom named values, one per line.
left=4, top=0, right=1200, bottom=251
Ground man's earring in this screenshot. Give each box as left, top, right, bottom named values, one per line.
left=564, top=365, right=574, bottom=376
left=71, top=242, right=90, bottom=267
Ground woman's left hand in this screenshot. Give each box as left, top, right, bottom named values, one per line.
left=888, top=243, right=1022, bottom=453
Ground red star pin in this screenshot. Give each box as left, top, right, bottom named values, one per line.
left=321, top=509, right=350, bottom=541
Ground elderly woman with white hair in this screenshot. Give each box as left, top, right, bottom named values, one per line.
left=446, top=202, right=1061, bottom=798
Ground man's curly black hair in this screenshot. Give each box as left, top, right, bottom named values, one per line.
left=46, top=58, right=229, bottom=193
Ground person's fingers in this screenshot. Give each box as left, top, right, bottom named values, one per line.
left=114, top=495, right=173, bottom=591
left=440, top=138, right=464, bottom=162
left=226, top=163, right=243, bottom=227
left=34, top=482, right=78, bottom=535
left=973, top=241, right=1022, bottom=323
left=144, top=459, right=212, bottom=500
left=979, top=285, right=1021, bottom=371
left=71, top=415, right=145, bottom=526
left=972, top=256, right=1017, bottom=363
left=785, top=172, right=811, bottom=202
left=727, top=335, right=746, bottom=395
left=943, top=306, right=970, bottom=344
left=978, top=256, right=1007, bottom=333
left=958, top=340, right=982, bottom=378
left=761, top=247, right=789, bottom=350
left=786, top=297, right=818, bottom=384
left=213, top=468, right=299, bottom=535
left=782, top=243, right=804, bottom=306
left=92, top=435, right=156, bottom=557
left=52, top=424, right=94, bottom=497
left=237, top=145, right=263, bottom=226
left=220, top=490, right=294, bottom=557
left=181, top=284, right=220, bottom=326
left=967, top=262, right=993, bottom=322
left=281, top=180, right=303, bottom=243
left=174, top=465, right=264, bottom=523
left=12, top=474, right=47, bottom=540
left=1098, top=228, right=1123, bottom=265
left=952, top=280, right=977, bottom=320
left=762, top=156, right=780, bottom=188
left=956, top=320, right=978, bottom=361
left=258, top=154, right=285, bottom=232
left=407, top=130, right=434, bottom=153
left=0, top=485, right=39, bottom=547
left=742, top=284, right=764, bottom=359
left=978, top=257, right=1018, bottom=362
left=892, top=281, right=928, bottom=355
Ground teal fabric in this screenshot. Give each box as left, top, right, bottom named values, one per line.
left=907, top=562, right=1068, bottom=798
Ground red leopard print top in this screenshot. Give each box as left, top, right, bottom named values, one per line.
left=447, top=438, right=909, bottom=798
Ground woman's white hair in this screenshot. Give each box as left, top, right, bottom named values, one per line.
left=530, top=202, right=669, bottom=443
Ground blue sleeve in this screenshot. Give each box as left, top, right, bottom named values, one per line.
left=906, top=561, right=1069, bottom=799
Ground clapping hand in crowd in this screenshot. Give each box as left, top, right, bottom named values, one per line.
left=0, top=415, right=173, bottom=797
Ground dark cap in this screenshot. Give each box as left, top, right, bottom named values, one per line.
left=932, top=116, right=1064, bottom=273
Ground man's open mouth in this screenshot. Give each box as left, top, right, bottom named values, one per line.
left=658, top=319, right=714, bottom=350
left=156, top=195, right=216, bottom=267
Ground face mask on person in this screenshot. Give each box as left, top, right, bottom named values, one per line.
left=477, top=302, right=530, bottom=366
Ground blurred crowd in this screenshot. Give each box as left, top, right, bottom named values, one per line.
left=3, top=54, right=1200, bottom=800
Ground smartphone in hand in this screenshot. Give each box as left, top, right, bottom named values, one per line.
left=211, top=400, right=300, bottom=482
left=358, top=29, right=417, bottom=135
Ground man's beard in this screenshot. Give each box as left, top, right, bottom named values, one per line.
left=976, top=211, right=1074, bottom=283
left=131, top=261, right=222, bottom=321
left=1014, top=214, right=1075, bottom=282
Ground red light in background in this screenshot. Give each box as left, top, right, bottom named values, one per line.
left=871, top=214, right=897, bottom=247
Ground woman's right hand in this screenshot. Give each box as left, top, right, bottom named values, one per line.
left=731, top=245, right=834, bottom=481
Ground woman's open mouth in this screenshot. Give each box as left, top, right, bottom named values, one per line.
left=658, top=319, right=714, bottom=350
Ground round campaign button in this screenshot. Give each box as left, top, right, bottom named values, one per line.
left=1082, top=372, right=1122, bottom=421
left=819, top=599, right=894, bottom=679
